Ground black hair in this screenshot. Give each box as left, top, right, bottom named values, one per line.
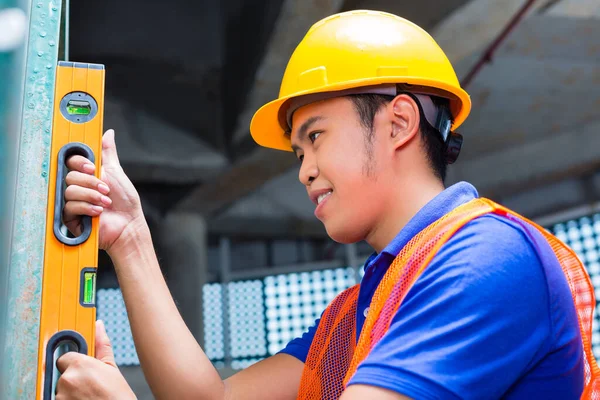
left=347, top=93, right=449, bottom=182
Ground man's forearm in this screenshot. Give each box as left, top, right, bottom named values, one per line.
left=108, top=220, right=225, bottom=400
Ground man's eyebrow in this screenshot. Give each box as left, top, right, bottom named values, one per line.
left=289, top=116, right=324, bottom=156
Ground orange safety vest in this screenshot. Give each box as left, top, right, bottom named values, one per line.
left=297, top=198, right=600, bottom=400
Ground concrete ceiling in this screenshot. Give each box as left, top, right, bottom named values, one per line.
left=71, top=0, right=285, bottom=158
left=70, top=0, right=600, bottom=237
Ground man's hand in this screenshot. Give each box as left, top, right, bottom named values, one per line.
left=55, top=320, right=136, bottom=399
left=63, top=129, right=147, bottom=252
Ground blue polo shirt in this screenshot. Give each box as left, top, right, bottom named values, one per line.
left=280, top=182, right=583, bottom=399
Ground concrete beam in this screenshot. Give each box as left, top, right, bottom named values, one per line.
left=499, top=177, right=596, bottom=221
left=546, top=0, right=600, bottom=18
left=430, top=0, right=545, bottom=72
left=456, top=56, right=600, bottom=160
left=447, top=119, right=600, bottom=199
left=208, top=215, right=326, bottom=238
left=230, top=0, right=346, bottom=145
left=175, top=147, right=296, bottom=215
left=70, top=0, right=223, bottom=69
left=341, top=0, right=471, bottom=34
left=104, top=98, right=229, bottom=184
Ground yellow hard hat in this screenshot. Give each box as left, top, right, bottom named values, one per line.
left=250, top=10, right=471, bottom=152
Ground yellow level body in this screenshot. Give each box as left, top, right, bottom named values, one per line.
left=36, top=61, right=105, bottom=399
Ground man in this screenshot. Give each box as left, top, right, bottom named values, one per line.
left=56, top=10, right=590, bottom=399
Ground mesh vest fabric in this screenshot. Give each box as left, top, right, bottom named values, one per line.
left=297, top=198, right=599, bottom=399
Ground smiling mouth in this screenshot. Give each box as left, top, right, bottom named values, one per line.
left=317, top=191, right=332, bottom=205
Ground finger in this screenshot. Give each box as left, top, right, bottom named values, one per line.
left=101, top=129, right=121, bottom=168
left=63, top=201, right=103, bottom=221
left=55, top=370, right=78, bottom=400
left=64, top=185, right=112, bottom=208
left=95, top=320, right=117, bottom=367
left=66, top=155, right=96, bottom=175
left=56, top=352, right=83, bottom=374
left=55, top=374, right=72, bottom=400
left=64, top=219, right=83, bottom=237
left=65, top=171, right=110, bottom=195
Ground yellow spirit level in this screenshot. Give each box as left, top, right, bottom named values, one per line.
left=36, top=61, right=105, bottom=399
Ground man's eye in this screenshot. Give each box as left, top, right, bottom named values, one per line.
left=308, top=131, right=322, bottom=143
left=298, top=155, right=304, bottom=163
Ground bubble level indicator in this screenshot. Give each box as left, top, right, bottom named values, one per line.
left=66, top=100, right=91, bottom=115
left=82, top=271, right=96, bottom=305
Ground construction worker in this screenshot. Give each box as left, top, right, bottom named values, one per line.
left=56, top=10, right=596, bottom=400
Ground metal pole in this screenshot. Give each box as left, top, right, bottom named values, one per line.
left=64, top=0, right=69, bottom=60
left=3, top=0, right=63, bottom=398
left=0, top=4, right=31, bottom=397
left=219, top=237, right=232, bottom=369
left=461, top=0, right=538, bottom=88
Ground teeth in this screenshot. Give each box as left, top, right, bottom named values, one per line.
left=317, top=191, right=332, bottom=205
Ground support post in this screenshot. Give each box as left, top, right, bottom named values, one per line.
left=159, top=212, right=208, bottom=345
left=219, top=237, right=232, bottom=369
left=2, top=1, right=63, bottom=398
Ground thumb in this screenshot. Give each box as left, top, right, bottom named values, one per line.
left=95, top=320, right=117, bottom=367
left=102, top=129, right=121, bottom=168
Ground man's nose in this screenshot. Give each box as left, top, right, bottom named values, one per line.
left=299, top=153, right=318, bottom=186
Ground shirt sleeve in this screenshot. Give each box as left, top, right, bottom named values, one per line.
left=347, top=215, right=553, bottom=400
left=278, top=317, right=321, bottom=363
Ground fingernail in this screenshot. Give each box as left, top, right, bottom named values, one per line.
left=91, top=205, right=103, bottom=214
left=98, top=183, right=110, bottom=195
left=100, top=195, right=112, bottom=206
left=83, top=163, right=95, bottom=173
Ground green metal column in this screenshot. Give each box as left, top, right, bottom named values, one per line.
left=0, top=0, right=63, bottom=398
left=0, top=1, right=31, bottom=397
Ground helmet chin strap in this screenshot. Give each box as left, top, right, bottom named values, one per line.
left=429, top=98, right=462, bottom=164
left=445, top=131, right=463, bottom=164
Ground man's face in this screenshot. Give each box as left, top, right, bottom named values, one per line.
left=290, top=96, right=391, bottom=243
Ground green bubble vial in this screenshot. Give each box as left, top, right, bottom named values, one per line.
left=83, top=271, right=96, bottom=305
left=66, top=100, right=91, bottom=115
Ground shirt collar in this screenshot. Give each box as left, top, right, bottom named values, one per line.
left=364, top=181, right=479, bottom=269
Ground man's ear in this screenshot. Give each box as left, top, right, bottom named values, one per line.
left=389, top=94, right=421, bottom=150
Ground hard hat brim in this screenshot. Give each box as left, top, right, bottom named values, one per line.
left=250, top=77, right=471, bottom=152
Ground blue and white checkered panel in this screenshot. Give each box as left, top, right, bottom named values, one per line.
left=203, top=283, right=225, bottom=360
left=228, top=280, right=267, bottom=359
left=96, top=288, right=140, bottom=366
left=550, top=214, right=600, bottom=358
left=264, top=267, right=357, bottom=355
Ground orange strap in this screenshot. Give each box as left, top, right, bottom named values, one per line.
left=297, top=284, right=360, bottom=400
left=297, top=198, right=599, bottom=400
left=482, top=199, right=600, bottom=398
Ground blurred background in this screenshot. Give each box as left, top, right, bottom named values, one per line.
left=2, top=0, right=600, bottom=398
